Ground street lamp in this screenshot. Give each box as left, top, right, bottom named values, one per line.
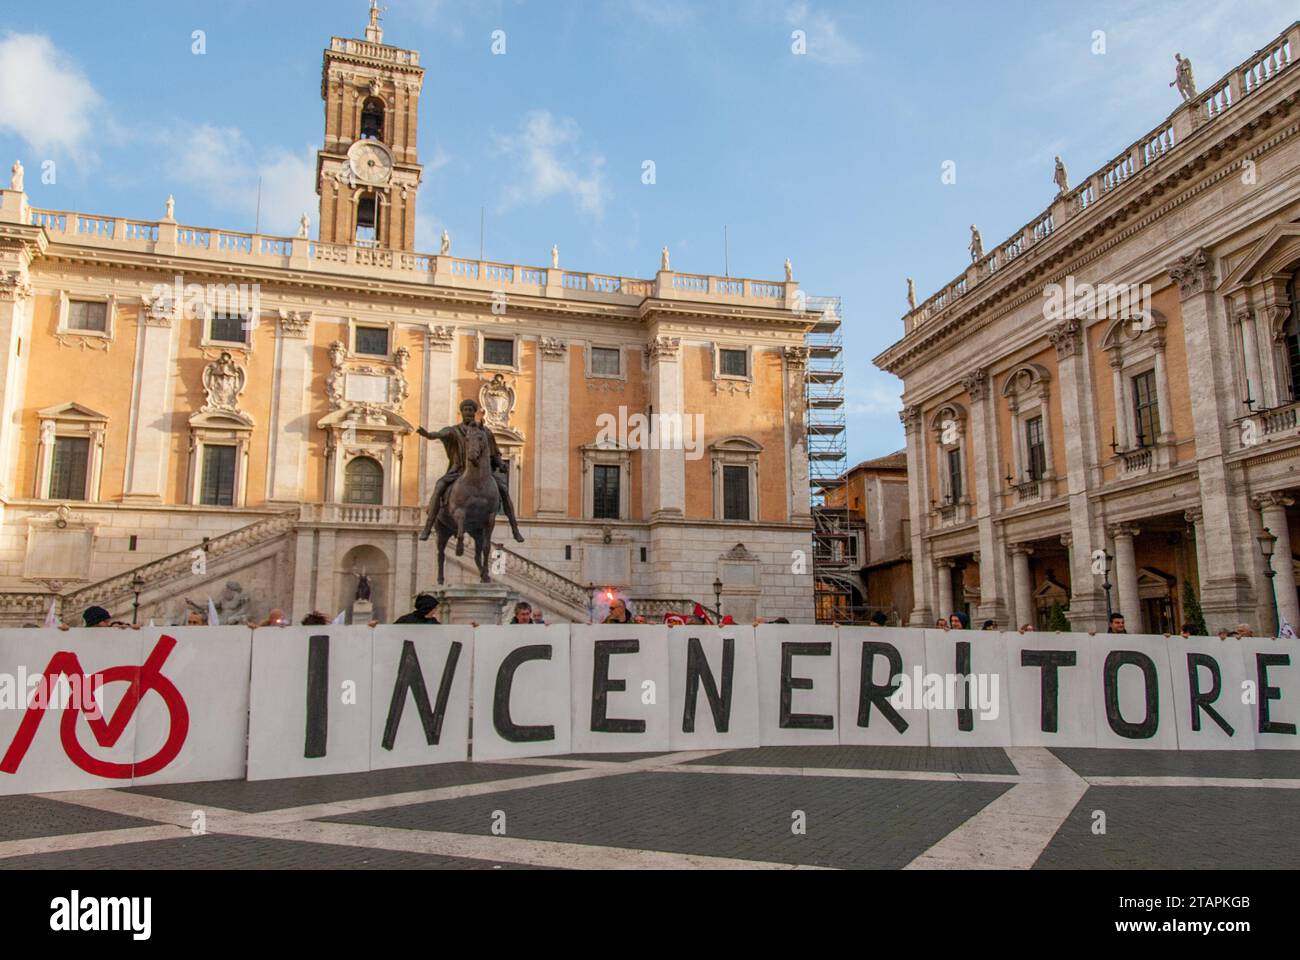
left=131, top=573, right=146, bottom=626
left=1101, top=551, right=1114, bottom=620
left=713, top=578, right=723, bottom=621
left=1259, top=528, right=1279, bottom=635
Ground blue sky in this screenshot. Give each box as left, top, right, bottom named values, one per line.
left=2, top=0, right=1296, bottom=464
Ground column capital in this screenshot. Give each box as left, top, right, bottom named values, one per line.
left=1184, top=506, right=1204, bottom=526
left=426, top=324, right=455, bottom=352
left=140, top=293, right=175, bottom=327
left=644, top=336, right=681, bottom=363
left=933, top=557, right=956, bottom=570
left=1008, top=542, right=1034, bottom=557
left=1254, top=490, right=1296, bottom=512
left=782, top=344, right=810, bottom=369
left=1167, top=248, right=1214, bottom=300
left=0, top=270, right=32, bottom=302
left=539, top=336, right=568, bottom=359
left=899, top=404, right=923, bottom=432
left=1049, top=319, right=1082, bottom=358
left=1107, top=522, right=1140, bottom=540
left=276, top=309, right=313, bottom=339
left=1059, top=533, right=1073, bottom=548
left=960, top=367, right=990, bottom=402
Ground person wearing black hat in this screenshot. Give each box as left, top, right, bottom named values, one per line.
left=83, top=606, right=113, bottom=628
left=395, top=593, right=440, bottom=624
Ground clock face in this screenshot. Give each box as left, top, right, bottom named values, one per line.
left=348, top=140, right=393, bottom=186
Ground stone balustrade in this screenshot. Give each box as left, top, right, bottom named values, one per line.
left=13, top=206, right=797, bottom=311
left=904, top=21, right=1299, bottom=334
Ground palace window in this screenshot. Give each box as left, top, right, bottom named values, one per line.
left=200, top=445, right=238, bottom=507
left=49, top=437, right=89, bottom=501
left=591, top=347, right=621, bottom=377
left=355, top=326, right=390, bottom=357
left=710, top=437, right=762, bottom=522
left=1025, top=416, right=1047, bottom=482
left=483, top=337, right=514, bottom=367
left=360, top=97, right=385, bottom=141
left=343, top=456, right=384, bottom=505
left=719, top=348, right=748, bottom=378
left=356, top=194, right=378, bottom=245
left=209, top=313, right=247, bottom=345
left=67, top=300, right=107, bottom=333
left=1286, top=274, right=1300, bottom=401
left=593, top=464, right=621, bottom=520
left=946, top=447, right=964, bottom=502
left=1132, top=370, right=1161, bottom=447
left=722, top=465, right=751, bottom=521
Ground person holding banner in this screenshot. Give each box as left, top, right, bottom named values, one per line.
left=395, top=594, right=441, bottom=625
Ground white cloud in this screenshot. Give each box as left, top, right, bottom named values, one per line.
left=493, top=110, right=608, bottom=217
left=0, top=33, right=101, bottom=158
left=785, top=2, right=863, bottom=66
left=154, top=124, right=316, bottom=236
left=845, top=378, right=903, bottom=418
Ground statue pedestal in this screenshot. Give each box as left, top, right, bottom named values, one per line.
left=352, top=599, right=373, bottom=625
left=437, top=585, right=511, bottom=625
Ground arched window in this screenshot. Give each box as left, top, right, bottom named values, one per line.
left=355, top=192, right=379, bottom=246
left=344, top=457, right=384, bottom=505
left=1286, top=273, right=1300, bottom=402
left=360, top=98, right=385, bottom=141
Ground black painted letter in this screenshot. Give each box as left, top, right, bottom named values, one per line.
left=682, top=637, right=734, bottom=734
left=1103, top=650, right=1159, bottom=740
left=1020, top=650, right=1077, bottom=734
left=592, top=639, right=646, bottom=734
left=1257, top=653, right=1297, bottom=737
left=780, top=641, right=834, bottom=730
left=858, top=641, right=907, bottom=734
left=1187, top=652, right=1233, bottom=737
left=494, top=645, right=555, bottom=743
left=304, top=634, right=329, bottom=759
left=381, top=640, right=462, bottom=751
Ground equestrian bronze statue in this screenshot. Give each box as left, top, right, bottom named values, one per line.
left=419, top=398, right=524, bottom=584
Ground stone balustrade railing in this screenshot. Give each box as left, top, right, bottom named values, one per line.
left=905, top=21, right=1299, bottom=333
left=299, top=503, right=423, bottom=527
left=329, top=36, right=419, bottom=65
left=14, top=205, right=797, bottom=310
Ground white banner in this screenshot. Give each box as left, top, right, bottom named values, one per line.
left=1, top=626, right=1295, bottom=795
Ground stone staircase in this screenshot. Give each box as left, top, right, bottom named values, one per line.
left=0, top=512, right=298, bottom=625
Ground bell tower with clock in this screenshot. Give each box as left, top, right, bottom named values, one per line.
left=316, top=2, right=424, bottom=251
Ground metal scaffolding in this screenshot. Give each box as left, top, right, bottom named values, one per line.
left=804, top=296, right=863, bottom=623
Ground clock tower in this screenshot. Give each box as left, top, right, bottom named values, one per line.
left=316, top=2, right=424, bottom=251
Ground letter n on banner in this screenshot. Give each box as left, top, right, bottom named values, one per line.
left=471, top=625, right=572, bottom=762
left=370, top=626, right=473, bottom=769
left=756, top=624, right=839, bottom=746
left=668, top=625, right=760, bottom=751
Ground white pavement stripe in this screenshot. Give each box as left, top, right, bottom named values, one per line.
left=0, top=825, right=188, bottom=861
left=655, top=764, right=1020, bottom=784
left=35, top=789, right=244, bottom=828
left=904, top=747, right=1088, bottom=871
left=1084, top=775, right=1300, bottom=789
left=228, top=818, right=829, bottom=871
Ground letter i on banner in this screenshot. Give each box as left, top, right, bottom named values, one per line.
left=247, top=627, right=373, bottom=781
left=923, top=628, right=1011, bottom=747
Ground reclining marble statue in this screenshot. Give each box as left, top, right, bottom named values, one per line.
left=418, top=398, right=525, bottom=584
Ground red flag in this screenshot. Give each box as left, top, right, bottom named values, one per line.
left=664, top=613, right=687, bottom=626
left=693, top=603, right=713, bottom=625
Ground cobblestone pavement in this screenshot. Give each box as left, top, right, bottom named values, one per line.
left=0, top=747, right=1296, bottom=870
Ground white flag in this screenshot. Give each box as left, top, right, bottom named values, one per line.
left=333, top=610, right=347, bottom=625
left=207, top=598, right=220, bottom=626
left=43, top=599, right=58, bottom=629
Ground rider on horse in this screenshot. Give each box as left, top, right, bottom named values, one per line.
left=418, top=398, right=525, bottom=543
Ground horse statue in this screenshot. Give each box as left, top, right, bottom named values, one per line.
left=432, top=423, right=500, bottom=584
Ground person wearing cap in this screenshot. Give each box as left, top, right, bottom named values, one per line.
left=395, top=594, right=441, bottom=624
left=869, top=611, right=889, bottom=627
left=83, top=606, right=113, bottom=628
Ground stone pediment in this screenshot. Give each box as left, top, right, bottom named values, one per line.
left=38, top=402, right=109, bottom=423
left=189, top=409, right=254, bottom=431
left=1218, top=222, right=1300, bottom=293
left=318, top=406, right=414, bottom=434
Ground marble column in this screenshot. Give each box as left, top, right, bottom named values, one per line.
left=1050, top=318, right=1106, bottom=631
left=1010, top=544, right=1035, bottom=629
left=935, top=559, right=955, bottom=620
left=1110, top=523, right=1142, bottom=630
left=0, top=269, right=33, bottom=499
left=784, top=346, right=812, bottom=521
left=901, top=406, right=932, bottom=625
left=1185, top=506, right=1208, bottom=600
left=123, top=296, right=180, bottom=501
left=961, top=368, right=1008, bottom=625
left=645, top=336, right=684, bottom=520
left=416, top=325, right=456, bottom=588
left=535, top=337, right=569, bottom=517
left=1256, top=492, right=1299, bottom=633
left=1170, top=249, right=1255, bottom=624
left=267, top=311, right=314, bottom=503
